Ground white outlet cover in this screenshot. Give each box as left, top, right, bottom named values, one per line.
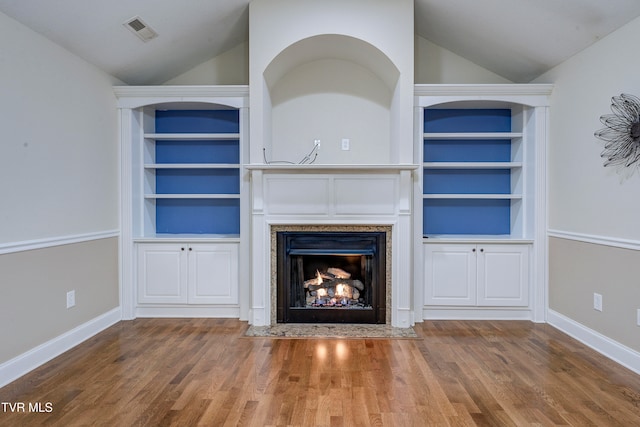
left=66, top=290, right=75, bottom=308
left=593, top=293, right=602, bottom=312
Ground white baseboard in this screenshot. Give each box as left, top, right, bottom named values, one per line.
left=0, top=307, right=121, bottom=388
left=135, top=306, right=240, bottom=318
left=547, top=309, right=640, bottom=375
left=422, top=307, right=533, bottom=321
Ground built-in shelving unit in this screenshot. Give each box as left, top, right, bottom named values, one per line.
left=142, top=109, right=241, bottom=236
left=422, top=108, right=524, bottom=237
left=414, top=84, right=552, bottom=323
left=115, top=85, right=249, bottom=320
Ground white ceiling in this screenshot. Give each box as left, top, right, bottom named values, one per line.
left=1, top=0, right=639, bottom=85
left=415, top=0, right=640, bottom=83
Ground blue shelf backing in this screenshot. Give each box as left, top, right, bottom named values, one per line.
left=156, top=199, right=240, bottom=235
left=155, top=109, right=239, bottom=133
left=424, top=108, right=511, bottom=133
left=423, top=199, right=511, bottom=235
left=423, top=108, right=514, bottom=236
left=156, top=169, right=240, bottom=194
left=424, top=169, right=511, bottom=194
left=153, top=109, right=241, bottom=235
left=156, top=140, right=239, bottom=164
left=424, top=139, right=511, bottom=162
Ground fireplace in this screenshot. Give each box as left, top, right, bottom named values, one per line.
left=276, top=231, right=386, bottom=324
left=249, top=166, right=415, bottom=328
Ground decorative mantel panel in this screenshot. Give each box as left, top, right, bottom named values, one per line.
left=247, top=164, right=418, bottom=328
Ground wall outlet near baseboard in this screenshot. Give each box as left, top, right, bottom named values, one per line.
left=66, top=290, right=76, bottom=309
left=637, top=309, right=640, bottom=326
left=593, top=293, right=602, bottom=312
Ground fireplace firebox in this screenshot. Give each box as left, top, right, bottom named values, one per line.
left=276, top=231, right=386, bottom=323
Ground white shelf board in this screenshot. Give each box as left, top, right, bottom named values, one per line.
left=135, top=234, right=241, bottom=242
left=144, top=133, right=240, bottom=140
left=423, top=132, right=522, bottom=139
left=144, top=163, right=240, bottom=169
left=423, top=194, right=522, bottom=200
left=423, top=162, right=522, bottom=169
left=423, top=234, right=533, bottom=243
left=144, top=194, right=240, bottom=199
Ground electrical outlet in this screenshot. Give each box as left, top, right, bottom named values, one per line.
left=314, top=139, right=321, bottom=148
left=66, top=290, right=75, bottom=309
left=637, top=309, right=640, bottom=326
left=341, top=138, right=350, bottom=151
left=593, top=293, right=602, bottom=312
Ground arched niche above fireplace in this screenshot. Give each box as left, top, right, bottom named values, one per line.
left=262, top=34, right=401, bottom=165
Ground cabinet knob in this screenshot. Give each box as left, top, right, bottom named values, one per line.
left=181, top=247, right=185, bottom=251
left=189, top=247, right=192, bottom=251
left=480, top=248, right=484, bottom=252
left=472, top=248, right=476, bottom=252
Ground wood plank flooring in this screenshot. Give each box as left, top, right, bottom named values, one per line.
left=1, top=319, right=639, bottom=426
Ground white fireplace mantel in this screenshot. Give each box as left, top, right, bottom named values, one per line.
left=245, top=164, right=419, bottom=171
left=247, top=164, right=417, bottom=328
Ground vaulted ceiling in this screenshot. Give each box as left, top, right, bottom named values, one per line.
left=1, top=0, right=639, bottom=85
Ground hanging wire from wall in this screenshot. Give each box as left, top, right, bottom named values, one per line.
left=263, top=140, right=320, bottom=165
left=594, top=93, right=640, bottom=175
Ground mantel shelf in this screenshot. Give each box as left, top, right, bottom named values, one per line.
left=244, top=163, right=419, bottom=172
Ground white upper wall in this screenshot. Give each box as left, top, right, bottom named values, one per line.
left=0, top=11, right=119, bottom=244
left=249, top=0, right=413, bottom=85
left=415, top=37, right=512, bottom=84
left=164, top=42, right=249, bottom=86
left=163, top=3, right=512, bottom=166
left=164, top=36, right=511, bottom=86
left=534, top=16, right=640, bottom=241
left=249, top=0, right=414, bottom=165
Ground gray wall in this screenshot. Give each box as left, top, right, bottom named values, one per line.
left=0, top=11, right=120, bottom=365
left=0, top=238, right=119, bottom=362
left=535, top=16, right=640, bottom=352
left=549, top=238, right=640, bottom=353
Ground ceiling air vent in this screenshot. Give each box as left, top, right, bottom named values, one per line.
left=124, top=16, right=158, bottom=42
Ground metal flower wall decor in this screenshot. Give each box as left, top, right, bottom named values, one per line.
left=594, top=93, right=640, bottom=174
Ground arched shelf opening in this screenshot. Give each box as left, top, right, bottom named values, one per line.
left=143, top=101, right=241, bottom=111
left=262, top=34, right=401, bottom=165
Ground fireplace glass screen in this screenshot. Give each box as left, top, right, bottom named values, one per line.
left=277, top=231, right=386, bottom=324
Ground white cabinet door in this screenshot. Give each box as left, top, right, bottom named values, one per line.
left=424, top=243, right=529, bottom=307
left=187, top=244, right=239, bottom=305
left=137, top=244, right=188, bottom=304
left=477, top=244, right=529, bottom=307
left=424, top=244, right=476, bottom=306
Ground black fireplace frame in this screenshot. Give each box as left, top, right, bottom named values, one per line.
left=276, top=231, right=386, bottom=324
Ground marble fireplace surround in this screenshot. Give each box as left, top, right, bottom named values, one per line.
left=247, top=164, right=417, bottom=329
left=270, top=224, right=392, bottom=325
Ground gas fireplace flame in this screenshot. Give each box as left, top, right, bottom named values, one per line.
left=304, top=267, right=364, bottom=308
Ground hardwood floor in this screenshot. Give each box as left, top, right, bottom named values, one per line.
left=1, top=319, right=639, bottom=426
